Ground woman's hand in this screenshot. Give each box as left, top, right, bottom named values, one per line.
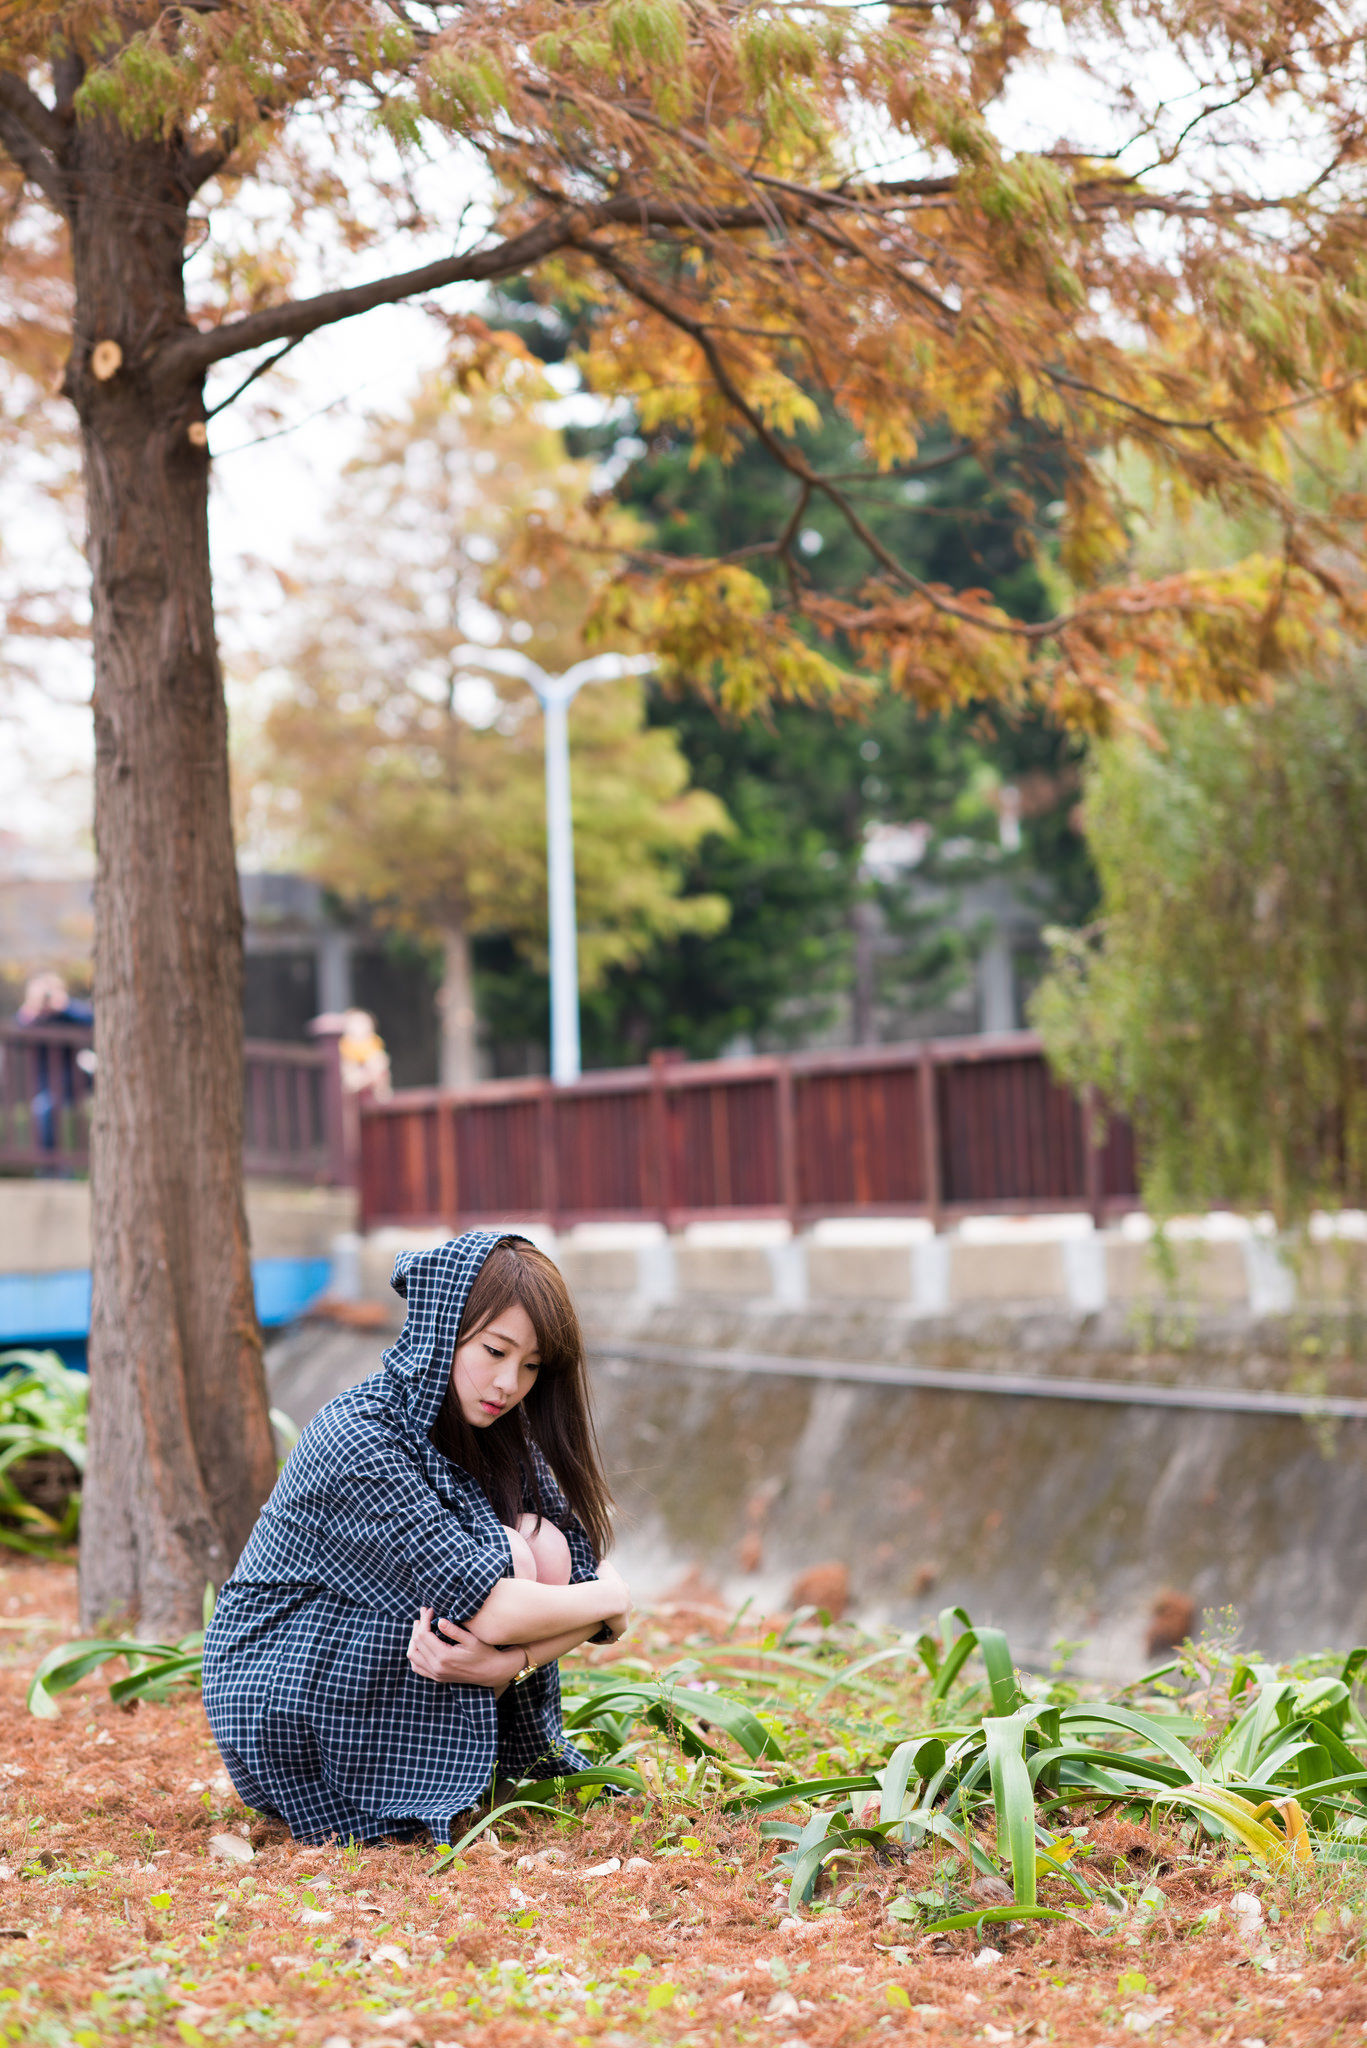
left=594, top=1561, right=632, bottom=1643
left=407, top=1607, right=524, bottom=1692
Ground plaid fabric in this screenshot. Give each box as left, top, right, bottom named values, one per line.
left=203, top=1230, right=601, bottom=1846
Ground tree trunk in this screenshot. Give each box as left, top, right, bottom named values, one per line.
left=438, top=925, right=480, bottom=1088
left=851, top=897, right=878, bottom=1046
left=69, top=131, right=275, bottom=1635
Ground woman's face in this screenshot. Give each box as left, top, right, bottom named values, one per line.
left=450, top=1301, right=541, bottom=1428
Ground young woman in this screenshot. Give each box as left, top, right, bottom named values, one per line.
left=203, top=1231, right=630, bottom=1846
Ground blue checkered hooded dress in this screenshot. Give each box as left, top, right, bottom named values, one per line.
left=203, top=1230, right=602, bottom=1845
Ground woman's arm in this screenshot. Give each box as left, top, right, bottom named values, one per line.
left=407, top=1609, right=524, bottom=1689
left=406, top=1604, right=628, bottom=1691
left=520, top=1611, right=627, bottom=1667
left=462, top=1560, right=630, bottom=1647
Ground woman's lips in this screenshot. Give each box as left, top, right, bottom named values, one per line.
left=480, top=1399, right=504, bottom=1416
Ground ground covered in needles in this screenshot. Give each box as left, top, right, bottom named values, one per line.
left=2, top=1559, right=1366, bottom=2047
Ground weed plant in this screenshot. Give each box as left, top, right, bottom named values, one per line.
left=0, top=1349, right=86, bottom=1555
left=30, top=1600, right=1367, bottom=1931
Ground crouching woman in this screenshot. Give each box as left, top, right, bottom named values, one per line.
left=203, top=1232, right=629, bottom=1846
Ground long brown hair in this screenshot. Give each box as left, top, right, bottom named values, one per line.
left=429, top=1237, right=613, bottom=1557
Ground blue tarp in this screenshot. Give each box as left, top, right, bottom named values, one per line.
left=0, top=1257, right=331, bottom=1362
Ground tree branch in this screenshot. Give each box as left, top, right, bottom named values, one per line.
left=204, top=334, right=305, bottom=418
left=0, top=73, right=69, bottom=213
left=0, top=72, right=68, bottom=156
left=157, top=193, right=780, bottom=378
left=578, top=235, right=1073, bottom=645
left=158, top=232, right=571, bottom=376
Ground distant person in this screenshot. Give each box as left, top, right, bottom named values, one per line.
left=339, top=1007, right=392, bottom=1098
left=310, top=1006, right=392, bottom=1098
left=15, top=972, right=94, bottom=1156
left=203, top=1232, right=629, bottom=1846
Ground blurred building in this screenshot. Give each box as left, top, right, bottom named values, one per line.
left=0, top=850, right=441, bottom=1088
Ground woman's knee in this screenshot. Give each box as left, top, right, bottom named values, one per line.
left=505, top=1525, right=539, bottom=1580
left=515, top=1513, right=572, bottom=1585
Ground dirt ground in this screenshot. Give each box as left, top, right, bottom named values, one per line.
left=1, top=1558, right=1364, bottom=2046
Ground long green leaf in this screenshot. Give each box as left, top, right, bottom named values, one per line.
left=983, top=1713, right=1036, bottom=1908
left=808, top=1642, right=922, bottom=1709
left=977, top=1630, right=1021, bottom=1716
left=1061, top=1705, right=1210, bottom=1783
left=921, top=1903, right=1074, bottom=1933
left=728, top=1773, right=878, bottom=1815
left=27, top=1636, right=184, bottom=1719
left=564, top=1680, right=781, bottom=1762
left=788, top=1823, right=893, bottom=1912
left=108, top=1651, right=204, bottom=1703
left=513, top=1766, right=648, bottom=1802
left=880, top=1737, right=944, bottom=1830
left=434, top=1798, right=567, bottom=1868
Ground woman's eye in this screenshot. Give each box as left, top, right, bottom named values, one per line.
left=484, top=1346, right=505, bottom=1360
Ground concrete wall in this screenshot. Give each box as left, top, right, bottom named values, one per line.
left=347, top=1211, right=1366, bottom=1324
left=261, top=1211, right=1367, bottom=1673
left=0, top=1177, right=357, bottom=1273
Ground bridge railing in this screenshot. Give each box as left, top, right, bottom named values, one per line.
left=0, top=1023, right=352, bottom=1184
left=357, top=1030, right=1140, bottom=1231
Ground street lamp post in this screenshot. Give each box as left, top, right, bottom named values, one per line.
left=453, top=644, right=655, bottom=1084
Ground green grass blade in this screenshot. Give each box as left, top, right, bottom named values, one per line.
left=108, top=1652, right=204, bottom=1703
left=880, top=1737, right=944, bottom=1827
left=921, top=1903, right=1074, bottom=1933
left=976, top=1629, right=1021, bottom=1716
left=983, top=1713, right=1036, bottom=1908
left=808, top=1643, right=922, bottom=1709
left=1061, top=1705, right=1209, bottom=1783
left=434, top=1798, right=568, bottom=1868
left=26, top=1637, right=183, bottom=1718
left=726, top=1773, right=878, bottom=1815
left=788, top=1824, right=893, bottom=1913
left=786, top=1808, right=833, bottom=1910
left=511, top=1766, right=648, bottom=1801
left=929, top=1630, right=979, bottom=1702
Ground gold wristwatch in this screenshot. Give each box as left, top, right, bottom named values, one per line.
left=513, top=1648, right=537, bottom=1684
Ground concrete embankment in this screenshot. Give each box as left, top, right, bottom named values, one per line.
left=0, top=1179, right=355, bottom=1353
left=271, top=1214, right=1367, bottom=1674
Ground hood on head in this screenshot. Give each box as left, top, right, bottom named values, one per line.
left=381, top=1229, right=529, bottom=1436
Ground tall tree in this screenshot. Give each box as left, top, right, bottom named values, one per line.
left=248, top=379, right=728, bottom=1085
left=1033, top=664, right=1367, bottom=1228
left=3, top=4, right=1366, bottom=1628
left=610, top=414, right=1082, bottom=1054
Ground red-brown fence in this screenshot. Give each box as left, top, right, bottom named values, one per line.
left=0, top=1022, right=352, bottom=1183
left=358, top=1031, right=1140, bottom=1231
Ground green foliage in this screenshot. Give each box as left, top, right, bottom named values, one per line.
left=1033, top=664, right=1367, bottom=1224
left=0, top=1349, right=85, bottom=1555
left=27, top=1628, right=206, bottom=1719
left=30, top=1600, right=1367, bottom=1910
left=462, top=330, right=1096, bottom=1060
left=548, top=1608, right=1364, bottom=1911
left=0, top=1354, right=290, bottom=1563
left=245, top=382, right=731, bottom=1078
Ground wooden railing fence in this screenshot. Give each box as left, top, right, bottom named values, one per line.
left=358, top=1031, right=1139, bottom=1231
left=0, top=1022, right=352, bottom=1183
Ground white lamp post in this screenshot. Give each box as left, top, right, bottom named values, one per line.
left=453, top=644, right=655, bottom=1083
